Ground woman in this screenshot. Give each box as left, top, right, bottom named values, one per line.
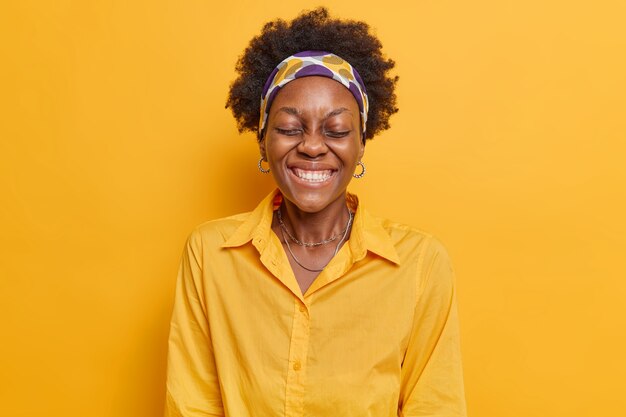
left=165, top=8, right=467, bottom=417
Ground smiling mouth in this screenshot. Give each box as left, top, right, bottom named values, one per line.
left=291, top=168, right=334, bottom=183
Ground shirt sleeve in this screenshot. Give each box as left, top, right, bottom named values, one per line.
left=398, top=236, right=468, bottom=417
left=165, top=231, right=224, bottom=417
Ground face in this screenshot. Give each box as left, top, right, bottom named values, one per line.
left=259, top=76, right=365, bottom=213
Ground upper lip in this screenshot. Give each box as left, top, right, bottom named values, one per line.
left=287, top=162, right=337, bottom=171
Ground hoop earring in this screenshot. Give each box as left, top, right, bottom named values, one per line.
left=353, top=161, right=366, bottom=179
left=258, top=157, right=271, bottom=174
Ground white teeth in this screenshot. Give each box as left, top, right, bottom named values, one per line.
left=293, top=168, right=332, bottom=182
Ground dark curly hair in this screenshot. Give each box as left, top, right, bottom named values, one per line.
left=226, top=7, right=399, bottom=141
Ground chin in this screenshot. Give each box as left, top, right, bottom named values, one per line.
left=279, top=186, right=347, bottom=214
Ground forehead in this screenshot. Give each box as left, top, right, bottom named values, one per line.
left=269, top=76, right=359, bottom=115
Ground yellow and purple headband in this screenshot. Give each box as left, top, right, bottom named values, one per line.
left=258, top=51, right=369, bottom=141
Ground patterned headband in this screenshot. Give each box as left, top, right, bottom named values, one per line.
left=258, top=51, right=369, bottom=141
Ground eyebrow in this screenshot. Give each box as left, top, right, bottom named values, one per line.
left=325, top=107, right=351, bottom=118
left=277, top=107, right=301, bottom=116
left=276, top=107, right=352, bottom=118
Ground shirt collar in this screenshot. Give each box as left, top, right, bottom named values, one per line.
left=347, top=193, right=401, bottom=265
left=221, top=189, right=279, bottom=249
left=222, top=189, right=400, bottom=265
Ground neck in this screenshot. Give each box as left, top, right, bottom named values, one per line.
left=280, top=193, right=351, bottom=244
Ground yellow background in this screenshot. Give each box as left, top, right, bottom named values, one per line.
left=1, top=1, right=625, bottom=416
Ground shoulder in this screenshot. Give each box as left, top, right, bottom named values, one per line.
left=378, top=214, right=448, bottom=251
left=376, top=219, right=456, bottom=301
left=378, top=216, right=433, bottom=244
left=185, top=211, right=251, bottom=249
left=367, top=213, right=454, bottom=273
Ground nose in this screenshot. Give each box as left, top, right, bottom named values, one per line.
left=297, top=131, right=328, bottom=158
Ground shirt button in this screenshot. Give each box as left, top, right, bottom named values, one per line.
left=293, top=361, right=301, bottom=371
left=299, top=305, right=306, bottom=313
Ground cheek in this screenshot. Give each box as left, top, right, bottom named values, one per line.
left=333, top=140, right=363, bottom=163
left=265, top=138, right=298, bottom=169
left=265, top=138, right=287, bottom=160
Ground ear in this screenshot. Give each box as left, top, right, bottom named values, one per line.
left=258, top=135, right=267, bottom=160
left=358, top=138, right=365, bottom=161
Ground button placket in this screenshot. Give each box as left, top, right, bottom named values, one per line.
left=284, top=298, right=310, bottom=417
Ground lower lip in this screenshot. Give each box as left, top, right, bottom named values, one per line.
left=288, top=169, right=335, bottom=186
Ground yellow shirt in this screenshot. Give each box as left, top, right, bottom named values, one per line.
left=165, top=190, right=467, bottom=417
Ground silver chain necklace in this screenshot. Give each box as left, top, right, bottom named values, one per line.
left=278, top=210, right=353, bottom=273
left=277, top=207, right=351, bottom=247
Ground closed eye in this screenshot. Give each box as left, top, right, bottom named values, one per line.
left=276, top=128, right=302, bottom=136
left=325, top=131, right=351, bottom=138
